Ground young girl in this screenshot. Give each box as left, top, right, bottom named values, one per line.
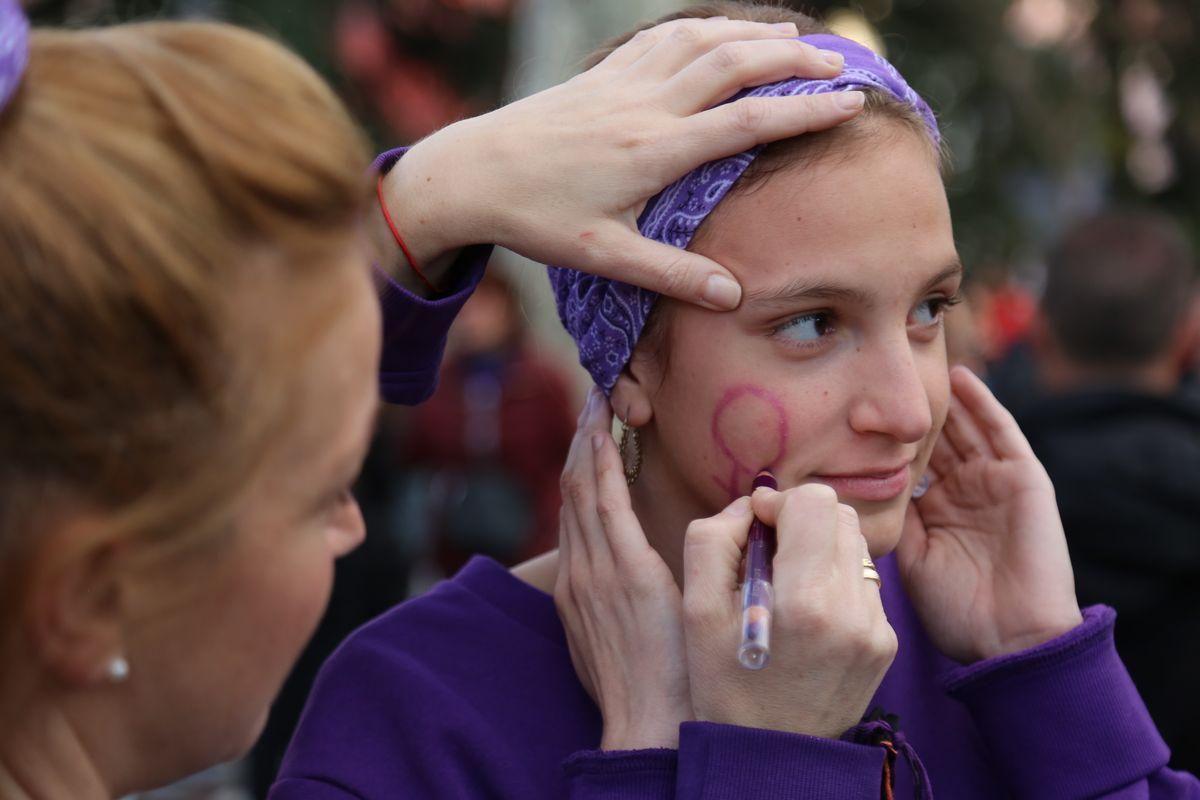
left=275, top=4, right=1199, bottom=799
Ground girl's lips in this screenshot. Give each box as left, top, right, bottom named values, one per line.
left=810, top=464, right=911, bottom=502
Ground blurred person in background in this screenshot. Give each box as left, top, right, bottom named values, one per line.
left=1017, top=209, right=1200, bottom=773
left=395, top=269, right=575, bottom=576
left=0, top=4, right=868, bottom=795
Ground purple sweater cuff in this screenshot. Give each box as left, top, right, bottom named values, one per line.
left=563, top=749, right=677, bottom=800
left=373, top=147, right=491, bottom=405
left=676, top=722, right=885, bottom=798
left=943, top=604, right=1169, bottom=798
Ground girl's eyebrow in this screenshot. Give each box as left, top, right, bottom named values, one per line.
left=744, top=259, right=964, bottom=311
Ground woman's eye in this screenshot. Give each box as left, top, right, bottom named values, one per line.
left=775, top=312, right=834, bottom=344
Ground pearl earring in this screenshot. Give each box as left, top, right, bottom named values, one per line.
left=105, top=656, right=130, bottom=683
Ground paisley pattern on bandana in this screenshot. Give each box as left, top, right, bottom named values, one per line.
left=547, top=34, right=939, bottom=394
left=0, top=0, right=29, bottom=113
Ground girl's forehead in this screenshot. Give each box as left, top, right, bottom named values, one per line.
left=695, top=139, right=956, bottom=296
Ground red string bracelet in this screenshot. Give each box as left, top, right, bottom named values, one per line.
left=376, top=173, right=438, bottom=294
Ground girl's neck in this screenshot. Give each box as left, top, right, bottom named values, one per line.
left=628, top=444, right=713, bottom=589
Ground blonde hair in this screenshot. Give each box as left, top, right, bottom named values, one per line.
left=0, top=22, right=371, bottom=610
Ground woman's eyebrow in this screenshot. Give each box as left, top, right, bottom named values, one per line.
left=744, top=259, right=964, bottom=310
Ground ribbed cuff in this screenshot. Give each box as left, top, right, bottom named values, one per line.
left=944, top=605, right=1169, bottom=798
left=374, top=245, right=488, bottom=406
left=563, top=748, right=677, bottom=800
left=677, top=722, right=884, bottom=799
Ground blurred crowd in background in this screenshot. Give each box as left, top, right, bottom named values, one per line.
left=24, top=0, right=1198, bottom=796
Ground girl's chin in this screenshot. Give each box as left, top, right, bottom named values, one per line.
left=857, top=503, right=910, bottom=558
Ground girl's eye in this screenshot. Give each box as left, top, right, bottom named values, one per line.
left=912, top=294, right=962, bottom=327
left=774, top=312, right=834, bottom=344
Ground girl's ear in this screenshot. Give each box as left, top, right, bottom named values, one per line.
left=610, top=328, right=666, bottom=427
left=610, top=371, right=654, bottom=427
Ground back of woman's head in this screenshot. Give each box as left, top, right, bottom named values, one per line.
left=0, top=22, right=371, bottom=607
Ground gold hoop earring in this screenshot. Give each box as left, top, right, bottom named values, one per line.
left=618, top=409, right=642, bottom=486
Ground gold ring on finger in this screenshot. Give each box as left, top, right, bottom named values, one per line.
left=862, top=564, right=882, bottom=587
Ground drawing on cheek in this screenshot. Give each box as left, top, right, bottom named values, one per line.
left=710, top=384, right=789, bottom=498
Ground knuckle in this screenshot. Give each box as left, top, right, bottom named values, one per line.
left=630, top=28, right=661, bottom=48
left=655, top=256, right=693, bottom=297
left=683, top=519, right=715, bottom=551
left=777, top=591, right=827, bottom=634
left=836, top=502, right=860, bottom=529
left=727, top=97, right=769, bottom=134
left=709, top=41, right=747, bottom=73
left=797, top=482, right=839, bottom=506
left=874, top=624, right=899, bottom=662
left=594, top=496, right=622, bottom=528
left=563, top=477, right=588, bottom=508
left=667, top=21, right=705, bottom=47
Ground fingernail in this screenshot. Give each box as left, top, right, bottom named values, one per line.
left=820, top=49, right=844, bottom=69
left=836, top=91, right=865, bottom=110
left=772, top=22, right=798, bottom=33
left=723, top=496, right=751, bottom=515
left=702, top=275, right=742, bottom=310
left=592, top=433, right=605, bottom=452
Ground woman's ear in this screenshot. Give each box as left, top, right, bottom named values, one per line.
left=23, top=515, right=126, bottom=687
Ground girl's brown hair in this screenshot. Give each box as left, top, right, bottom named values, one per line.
left=0, top=22, right=371, bottom=609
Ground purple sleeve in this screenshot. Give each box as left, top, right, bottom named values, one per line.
left=372, top=147, right=492, bottom=405
left=944, top=605, right=1200, bottom=799
left=564, top=723, right=885, bottom=799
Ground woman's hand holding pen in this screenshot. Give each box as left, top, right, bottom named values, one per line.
left=379, top=16, right=862, bottom=305
left=896, top=366, right=1083, bottom=663
left=682, top=484, right=897, bottom=738
left=555, top=389, right=693, bottom=750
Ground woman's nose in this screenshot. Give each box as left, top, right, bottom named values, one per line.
left=329, top=497, right=367, bottom=558
left=846, top=338, right=934, bottom=444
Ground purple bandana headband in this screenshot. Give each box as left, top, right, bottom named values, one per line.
left=547, top=33, right=939, bottom=395
left=0, top=0, right=29, bottom=113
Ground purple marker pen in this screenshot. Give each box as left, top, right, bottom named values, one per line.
left=738, top=470, right=777, bottom=670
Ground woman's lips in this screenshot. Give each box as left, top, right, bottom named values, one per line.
left=810, top=464, right=911, bottom=502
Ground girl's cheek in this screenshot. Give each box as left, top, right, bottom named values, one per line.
left=707, top=384, right=790, bottom=498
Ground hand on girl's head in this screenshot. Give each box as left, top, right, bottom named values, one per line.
left=400, top=16, right=863, bottom=311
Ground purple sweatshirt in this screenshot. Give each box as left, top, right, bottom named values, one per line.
left=270, top=154, right=1200, bottom=799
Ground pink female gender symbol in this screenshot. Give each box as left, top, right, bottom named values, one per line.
left=710, top=384, right=789, bottom=499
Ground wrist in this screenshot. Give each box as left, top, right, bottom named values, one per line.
left=377, top=127, right=486, bottom=286
left=981, top=605, right=1084, bottom=661
left=600, top=705, right=690, bottom=750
